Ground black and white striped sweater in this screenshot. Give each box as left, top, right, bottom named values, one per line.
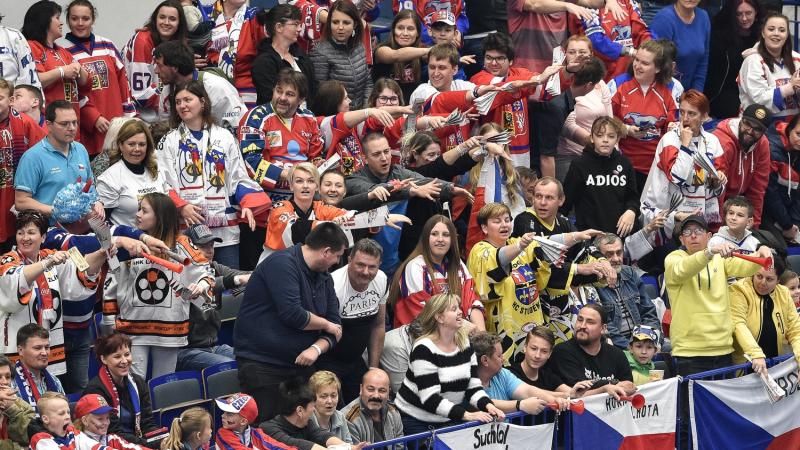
left=395, top=338, right=493, bottom=423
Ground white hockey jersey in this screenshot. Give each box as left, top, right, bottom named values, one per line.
left=157, top=123, right=270, bottom=246
left=102, top=235, right=214, bottom=347
left=0, top=249, right=99, bottom=375
left=0, top=26, right=43, bottom=93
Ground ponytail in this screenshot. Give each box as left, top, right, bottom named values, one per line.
left=161, top=407, right=211, bottom=450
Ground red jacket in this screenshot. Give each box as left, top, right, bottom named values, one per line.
left=215, top=427, right=296, bottom=450
left=0, top=109, right=45, bottom=242
left=712, top=118, right=771, bottom=227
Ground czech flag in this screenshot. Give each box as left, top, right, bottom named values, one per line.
left=690, top=357, right=800, bottom=450
left=573, top=378, right=678, bottom=450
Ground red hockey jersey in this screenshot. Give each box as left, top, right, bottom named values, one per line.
left=64, top=33, right=136, bottom=155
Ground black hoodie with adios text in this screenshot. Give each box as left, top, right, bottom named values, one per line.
left=561, top=146, right=640, bottom=233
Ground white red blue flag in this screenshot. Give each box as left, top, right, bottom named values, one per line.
left=573, top=378, right=679, bottom=450
left=690, top=357, right=800, bottom=449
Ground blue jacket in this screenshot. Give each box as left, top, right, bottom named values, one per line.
left=764, top=123, right=800, bottom=231
left=233, top=244, right=340, bottom=367
left=597, top=266, right=661, bottom=348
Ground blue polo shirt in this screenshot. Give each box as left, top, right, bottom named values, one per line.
left=15, top=136, right=93, bottom=208
left=486, top=368, right=524, bottom=401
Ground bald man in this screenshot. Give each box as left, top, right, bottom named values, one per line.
left=340, top=369, right=403, bottom=443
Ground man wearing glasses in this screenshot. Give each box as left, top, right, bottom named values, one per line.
left=665, top=214, right=772, bottom=374
left=470, top=33, right=560, bottom=168
left=665, top=214, right=772, bottom=447
left=14, top=100, right=102, bottom=222
left=712, top=104, right=773, bottom=229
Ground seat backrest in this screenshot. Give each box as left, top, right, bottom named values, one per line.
left=151, top=379, right=203, bottom=410
left=788, top=255, right=800, bottom=274
left=206, top=369, right=240, bottom=400
left=220, top=293, right=242, bottom=322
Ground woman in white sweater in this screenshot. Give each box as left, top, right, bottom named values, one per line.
left=395, top=293, right=504, bottom=435
left=739, top=13, right=800, bottom=120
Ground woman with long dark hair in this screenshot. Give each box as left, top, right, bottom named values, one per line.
left=102, top=193, right=215, bottom=379
left=739, top=13, right=800, bottom=121
left=251, top=4, right=316, bottom=105
left=123, top=0, right=188, bottom=122
left=390, top=215, right=485, bottom=329
left=372, top=10, right=430, bottom=103
left=705, top=0, right=764, bottom=119
left=158, top=80, right=269, bottom=268
left=310, top=0, right=372, bottom=109
left=22, top=0, right=92, bottom=142
left=63, top=0, right=136, bottom=156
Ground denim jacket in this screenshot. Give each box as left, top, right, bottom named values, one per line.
left=597, top=266, right=662, bottom=348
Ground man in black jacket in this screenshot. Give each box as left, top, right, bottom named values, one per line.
left=235, top=223, right=347, bottom=422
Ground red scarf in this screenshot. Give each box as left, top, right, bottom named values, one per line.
left=19, top=251, right=56, bottom=325
left=99, top=366, right=142, bottom=437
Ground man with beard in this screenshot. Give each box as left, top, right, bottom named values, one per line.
left=712, top=104, right=772, bottom=228
left=595, top=233, right=662, bottom=349
left=317, top=239, right=387, bottom=404
left=550, top=304, right=636, bottom=399
left=340, top=369, right=403, bottom=444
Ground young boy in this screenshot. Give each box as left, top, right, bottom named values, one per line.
left=215, top=393, right=293, bottom=450
left=516, top=167, right=538, bottom=207
left=29, top=392, right=99, bottom=450
left=625, top=325, right=659, bottom=386
left=708, top=196, right=760, bottom=254
left=10, top=84, right=46, bottom=129
left=425, top=11, right=471, bottom=81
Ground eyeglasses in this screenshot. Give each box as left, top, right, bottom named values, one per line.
left=484, top=55, right=508, bottom=64
left=377, top=96, right=400, bottom=104
left=681, top=228, right=707, bottom=237
left=280, top=20, right=300, bottom=28
left=54, top=120, right=78, bottom=128
left=740, top=119, right=765, bottom=138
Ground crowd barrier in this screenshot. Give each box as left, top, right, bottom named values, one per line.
left=364, top=354, right=795, bottom=450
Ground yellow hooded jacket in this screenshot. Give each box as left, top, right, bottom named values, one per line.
left=664, top=249, right=760, bottom=357
left=730, top=277, right=800, bottom=364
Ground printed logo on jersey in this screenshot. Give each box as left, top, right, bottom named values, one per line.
left=31, top=287, right=62, bottom=328
left=623, top=112, right=663, bottom=141
left=135, top=268, right=170, bottom=305
left=85, top=60, right=110, bottom=90
left=266, top=131, right=282, bottom=148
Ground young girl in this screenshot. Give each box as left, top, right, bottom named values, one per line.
left=465, top=123, right=526, bottom=253
left=562, top=116, right=640, bottom=235
left=780, top=269, right=800, bottom=312
left=103, top=193, right=215, bottom=379
left=161, top=407, right=212, bottom=450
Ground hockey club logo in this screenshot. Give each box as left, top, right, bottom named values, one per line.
left=135, top=269, right=170, bottom=305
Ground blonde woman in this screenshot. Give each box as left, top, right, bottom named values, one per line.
left=308, top=371, right=353, bottom=443
left=395, top=293, right=505, bottom=435
left=161, top=407, right=212, bottom=450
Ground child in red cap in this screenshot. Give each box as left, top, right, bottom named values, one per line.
left=73, top=394, right=152, bottom=449
left=215, top=393, right=295, bottom=450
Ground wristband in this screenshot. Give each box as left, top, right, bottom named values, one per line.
left=515, top=399, right=522, bottom=412
left=472, top=86, right=480, bottom=99
left=364, top=108, right=370, bottom=120
left=311, top=344, right=322, bottom=356
left=58, top=67, right=64, bottom=79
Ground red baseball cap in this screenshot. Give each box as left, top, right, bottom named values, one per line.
left=215, top=393, right=258, bottom=423
left=74, top=394, right=114, bottom=420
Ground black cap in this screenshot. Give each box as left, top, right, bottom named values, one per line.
left=742, top=104, right=772, bottom=131
left=186, top=224, right=222, bottom=245
left=678, top=214, right=708, bottom=234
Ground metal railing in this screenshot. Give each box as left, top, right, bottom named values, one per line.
left=365, top=354, right=795, bottom=450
